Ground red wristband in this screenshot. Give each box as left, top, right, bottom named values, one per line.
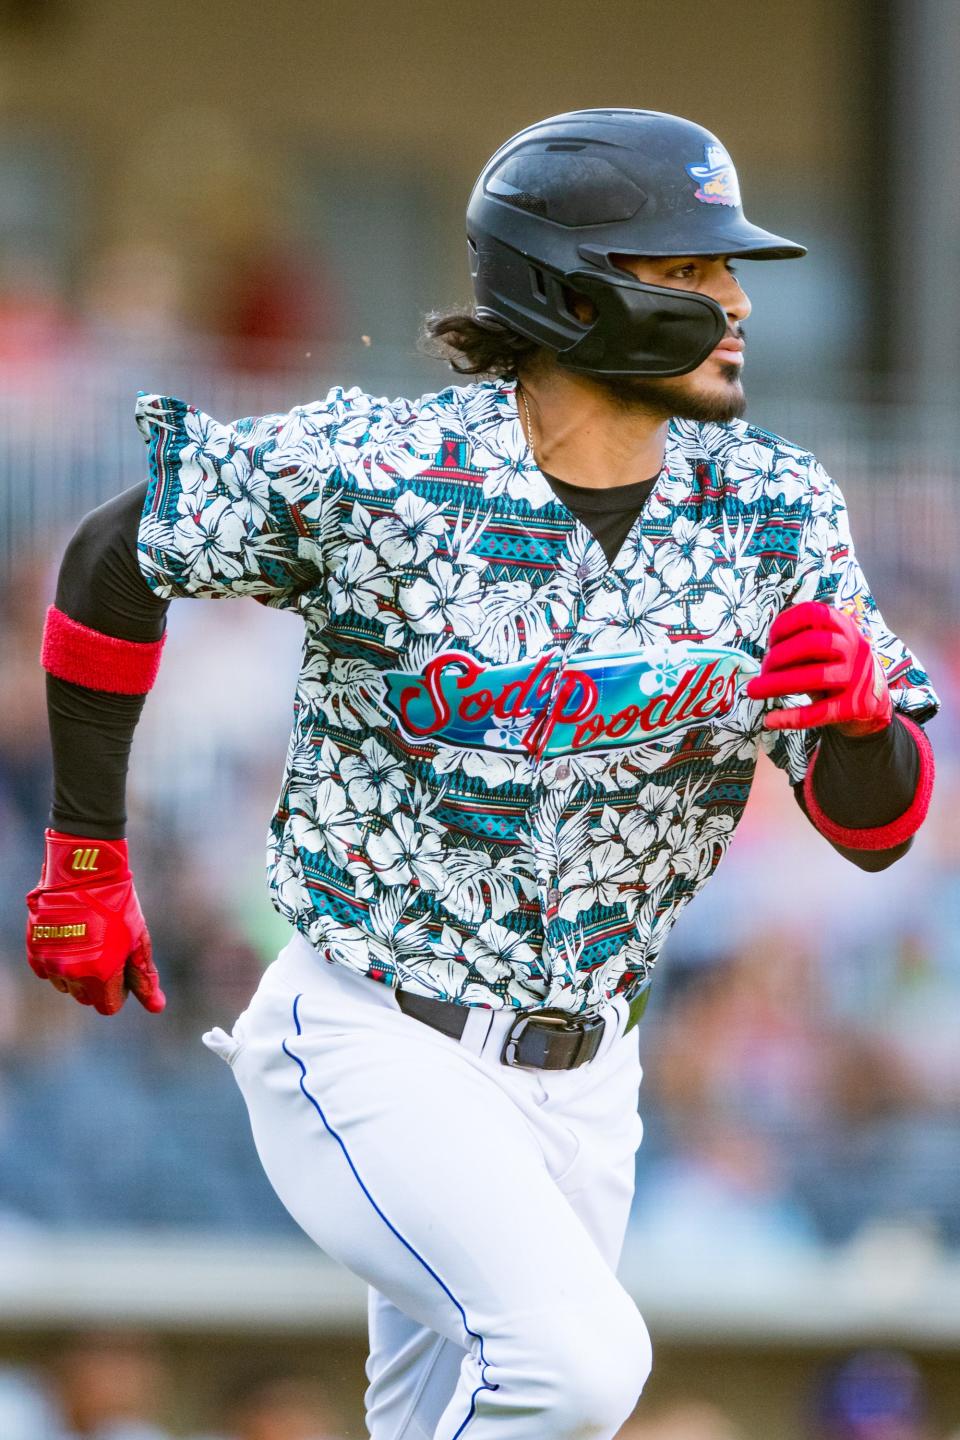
left=41, top=605, right=166, bottom=695
left=802, top=715, right=935, bottom=851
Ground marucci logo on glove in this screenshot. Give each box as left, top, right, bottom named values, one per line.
left=383, top=642, right=759, bottom=761
left=32, top=923, right=87, bottom=941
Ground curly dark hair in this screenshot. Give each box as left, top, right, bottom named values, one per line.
left=421, top=307, right=543, bottom=379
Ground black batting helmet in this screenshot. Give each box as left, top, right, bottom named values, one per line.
left=466, top=108, right=806, bottom=379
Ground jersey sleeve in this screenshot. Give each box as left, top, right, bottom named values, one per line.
left=134, top=390, right=353, bottom=600
left=761, top=459, right=940, bottom=783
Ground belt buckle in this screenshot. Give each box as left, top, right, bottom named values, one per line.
left=501, top=1007, right=602, bottom=1069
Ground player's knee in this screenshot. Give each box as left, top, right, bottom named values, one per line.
left=535, top=1295, right=652, bottom=1435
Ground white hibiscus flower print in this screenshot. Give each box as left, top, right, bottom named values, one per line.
left=135, top=378, right=942, bottom=1019
left=579, top=571, right=682, bottom=648
left=330, top=543, right=394, bottom=620
left=708, top=705, right=762, bottom=765
left=461, top=920, right=539, bottom=984
left=725, top=442, right=808, bottom=505
left=172, top=496, right=246, bottom=584
left=471, top=417, right=536, bottom=501
left=344, top=851, right=378, bottom=903
left=652, top=517, right=717, bottom=589
left=342, top=499, right=377, bottom=547
left=629, top=843, right=672, bottom=899
left=470, top=421, right=555, bottom=511
left=559, top=839, right=638, bottom=920
left=311, top=735, right=344, bottom=785
left=340, top=737, right=407, bottom=814
left=366, top=813, right=446, bottom=890
left=431, top=743, right=533, bottom=789
left=619, top=783, right=676, bottom=851
left=397, top=922, right=473, bottom=1002
left=688, top=565, right=743, bottom=642
left=268, top=842, right=308, bottom=919
left=309, top=918, right=372, bottom=976
left=220, top=451, right=272, bottom=529
left=176, top=409, right=230, bottom=499
left=370, top=491, right=447, bottom=567
left=617, top=525, right=656, bottom=581
left=290, top=777, right=362, bottom=871
left=274, top=405, right=339, bottom=455
left=399, top=558, right=483, bottom=636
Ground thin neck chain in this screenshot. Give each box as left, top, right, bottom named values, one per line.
left=518, top=385, right=537, bottom=467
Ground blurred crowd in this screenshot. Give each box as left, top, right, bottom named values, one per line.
left=0, top=1336, right=346, bottom=1440
left=2, top=1338, right=958, bottom=1440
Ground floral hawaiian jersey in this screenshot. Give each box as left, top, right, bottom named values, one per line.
left=135, top=378, right=939, bottom=1014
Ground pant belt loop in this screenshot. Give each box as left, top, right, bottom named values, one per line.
left=459, top=1005, right=495, bottom=1057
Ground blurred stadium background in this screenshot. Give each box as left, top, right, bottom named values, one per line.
left=1, top=1, right=959, bottom=1436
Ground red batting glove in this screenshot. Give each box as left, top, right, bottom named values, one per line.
left=746, top=601, right=893, bottom=737
left=26, top=831, right=166, bottom=1017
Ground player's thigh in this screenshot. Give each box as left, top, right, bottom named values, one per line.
left=230, top=981, right=638, bottom=1353
left=545, top=1029, right=645, bottom=1270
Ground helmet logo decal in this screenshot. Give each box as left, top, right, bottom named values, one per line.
left=685, top=144, right=741, bottom=208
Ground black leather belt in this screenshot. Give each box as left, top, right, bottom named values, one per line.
left=395, top=984, right=650, bottom=1070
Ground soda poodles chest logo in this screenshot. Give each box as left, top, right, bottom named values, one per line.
left=382, top=642, right=759, bottom=761
left=685, top=143, right=742, bottom=208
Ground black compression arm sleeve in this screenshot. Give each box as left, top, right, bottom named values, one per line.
left=811, top=716, right=919, bottom=827
left=48, top=483, right=170, bottom=838
left=792, top=713, right=921, bottom=870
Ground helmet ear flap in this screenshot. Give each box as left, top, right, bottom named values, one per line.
left=556, top=270, right=727, bottom=377
left=472, top=234, right=724, bottom=376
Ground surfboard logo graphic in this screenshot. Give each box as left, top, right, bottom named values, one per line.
left=382, top=642, right=759, bottom=761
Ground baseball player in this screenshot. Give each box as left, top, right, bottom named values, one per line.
left=27, top=110, right=938, bottom=1440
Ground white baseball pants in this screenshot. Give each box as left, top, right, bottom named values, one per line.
left=204, top=932, right=651, bottom=1439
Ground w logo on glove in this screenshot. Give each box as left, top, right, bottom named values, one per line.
left=70, top=846, right=101, bottom=873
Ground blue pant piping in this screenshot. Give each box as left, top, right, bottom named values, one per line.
left=282, top=991, right=498, bottom=1437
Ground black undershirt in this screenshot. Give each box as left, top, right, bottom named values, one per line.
left=47, top=481, right=920, bottom=870
left=543, top=469, right=658, bottom=567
